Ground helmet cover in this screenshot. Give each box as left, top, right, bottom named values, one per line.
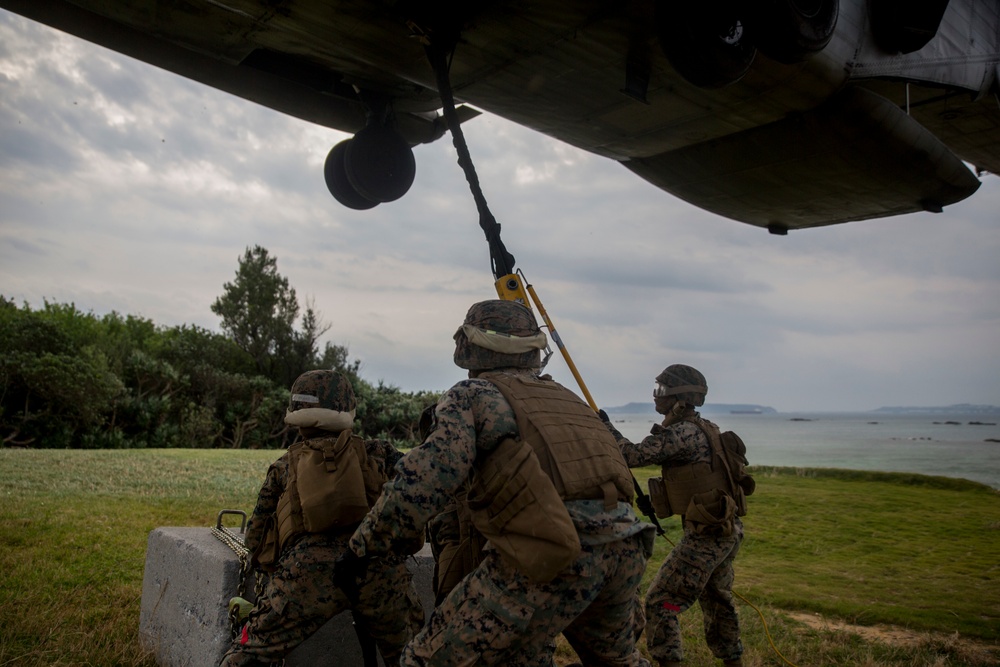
left=285, top=370, right=357, bottom=430
left=654, top=364, right=708, bottom=406
left=453, top=300, right=547, bottom=371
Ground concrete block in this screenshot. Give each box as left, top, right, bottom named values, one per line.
left=140, top=527, right=434, bottom=667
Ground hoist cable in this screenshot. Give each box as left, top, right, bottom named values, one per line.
left=424, top=40, right=516, bottom=280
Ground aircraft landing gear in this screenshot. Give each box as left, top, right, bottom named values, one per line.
left=324, top=124, right=416, bottom=209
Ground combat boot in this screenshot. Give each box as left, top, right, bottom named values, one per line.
left=722, top=659, right=743, bottom=667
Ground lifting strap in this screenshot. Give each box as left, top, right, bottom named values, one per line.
left=424, top=41, right=515, bottom=281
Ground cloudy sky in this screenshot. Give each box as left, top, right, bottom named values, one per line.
left=2, top=10, right=998, bottom=413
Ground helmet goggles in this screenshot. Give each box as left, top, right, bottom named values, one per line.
left=653, top=381, right=707, bottom=399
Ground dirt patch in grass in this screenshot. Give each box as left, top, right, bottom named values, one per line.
left=787, top=611, right=999, bottom=664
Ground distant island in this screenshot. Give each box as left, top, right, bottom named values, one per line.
left=603, top=403, right=1000, bottom=415
left=604, top=403, right=777, bottom=415
left=872, top=404, right=1000, bottom=415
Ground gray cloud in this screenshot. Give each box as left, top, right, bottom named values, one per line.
left=2, top=10, right=999, bottom=412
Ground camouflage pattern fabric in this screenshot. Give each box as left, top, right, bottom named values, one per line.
left=223, top=438, right=422, bottom=666
left=404, top=537, right=649, bottom=667
left=453, top=300, right=543, bottom=371
left=643, top=522, right=742, bottom=664
left=606, top=415, right=744, bottom=664
left=288, top=369, right=357, bottom=413
left=351, top=369, right=653, bottom=666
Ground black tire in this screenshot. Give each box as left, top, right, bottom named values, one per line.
left=656, top=0, right=756, bottom=89
left=344, top=124, right=417, bottom=203
left=747, top=0, right=839, bottom=64
left=324, top=140, right=379, bottom=210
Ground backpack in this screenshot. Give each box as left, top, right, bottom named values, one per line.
left=716, top=428, right=756, bottom=516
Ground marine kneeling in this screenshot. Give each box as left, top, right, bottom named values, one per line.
left=219, top=370, right=424, bottom=667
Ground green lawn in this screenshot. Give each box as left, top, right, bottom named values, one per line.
left=1, top=450, right=997, bottom=666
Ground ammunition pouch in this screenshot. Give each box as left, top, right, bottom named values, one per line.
left=468, top=437, right=581, bottom=583
left=428, top=490, right=488, bottom=603
left=683, top=488, right=737, bottom=536
left=249, top=513, right=281, bottom=573
left=647, top=476, right=673, bottom=518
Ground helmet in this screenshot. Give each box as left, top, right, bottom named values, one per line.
left=284, top=370, right=357, bottom=431
left=453, top=300, right=548, bottom=371
left=653, top=364, right=708, bottom=406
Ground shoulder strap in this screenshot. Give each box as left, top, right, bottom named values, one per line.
left=691, top=417, right=738, bottom=489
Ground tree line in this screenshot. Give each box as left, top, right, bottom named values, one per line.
left=0, top=246, right=439, bottom=450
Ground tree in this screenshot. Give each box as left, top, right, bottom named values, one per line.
left=0, top=301, right=123, bottom=448
left=280, top=297, right=332, bottom=384
left=211, top=245, right=299, bottom=383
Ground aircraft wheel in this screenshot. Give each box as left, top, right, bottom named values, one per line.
left=324, top=139, right=379, bottom=210
left=747, top=0, right=839, bottom=64
left=656, top=0, right=756, bottom=89
left=344, top=125, right=416, bottom=203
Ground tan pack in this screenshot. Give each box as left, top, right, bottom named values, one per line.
left=467, top=437, right=581, bottom=583
left=274, top=430, right=383, bottom=555
left=296, top=430, right=372, bottom=531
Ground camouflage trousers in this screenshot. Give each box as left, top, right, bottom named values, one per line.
left=644, top=519, right=744, bottom=664
left=402, top=535, right=651, bottom=667
left=220, top=532, right=424, bottom=667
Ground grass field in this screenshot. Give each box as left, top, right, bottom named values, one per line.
left=1, top=449, right=997, bottom=666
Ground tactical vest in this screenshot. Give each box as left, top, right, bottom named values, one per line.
left=461, top=373, right=633, bottom=582
left=255, top=430, right=386, bottom=570
left=485, top=372, right=634, bottom=507
left=647, top=417, right=755, bottom=536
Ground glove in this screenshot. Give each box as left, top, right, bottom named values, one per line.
left=634, top=492, right=654, bottom=518
left=598, top=409, right=611, bottom=423
left=227, top=596, right=254, bottom=625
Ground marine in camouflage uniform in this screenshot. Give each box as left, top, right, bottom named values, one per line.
left=220, top=370, right=424, bottom=667
left=604, top=365, right=744, bottom=667
left=349, top=300, right=654, bottom=667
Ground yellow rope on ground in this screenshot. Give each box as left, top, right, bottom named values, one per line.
left=732, top=589, right=799, bottom=667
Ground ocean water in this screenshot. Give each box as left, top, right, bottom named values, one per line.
left=608, top=412, right=1000, bottom=489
